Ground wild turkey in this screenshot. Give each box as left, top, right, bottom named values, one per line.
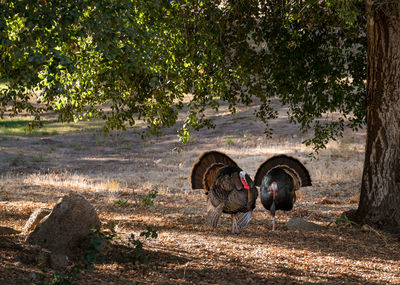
left=254, top=155, right=312, bottom=230
left=191, top=151, right=258, bottom=234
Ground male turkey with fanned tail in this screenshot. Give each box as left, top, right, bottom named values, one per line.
left=190, top=151, right=258, bottom=234
left=254, top=155, right=312, bottom=231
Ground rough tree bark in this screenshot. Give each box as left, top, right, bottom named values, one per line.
left=356, top=0, right=400, bottom=232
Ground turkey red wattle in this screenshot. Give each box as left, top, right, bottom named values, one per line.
left=270, top=181, right=278, bottom=200
left=239, top=171, right=250, bottom=190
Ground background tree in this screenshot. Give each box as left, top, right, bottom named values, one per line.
left=357, top=0, right=400, bottom=232
left=1, top=0, right=398, bottom=231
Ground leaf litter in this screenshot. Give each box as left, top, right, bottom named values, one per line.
left=0, top=102, right=399, bottom=284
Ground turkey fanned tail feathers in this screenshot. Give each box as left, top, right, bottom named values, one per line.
left=190, top=151, right=238, bottom=193
left=254, top=154, right=312, bottom=188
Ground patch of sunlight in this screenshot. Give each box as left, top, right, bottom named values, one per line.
left=0, top=116, right=104, bottom=136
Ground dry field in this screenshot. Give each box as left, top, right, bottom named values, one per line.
left=0, top=100, right=399, bottom=284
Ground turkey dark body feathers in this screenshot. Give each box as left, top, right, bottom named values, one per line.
left=212, top=165, right=257, bottom=214
left=190, top=151, right=258, bottom=233
left=255, top=154, right=312, bottom=230
left=260, top=168, right=295, bottom=213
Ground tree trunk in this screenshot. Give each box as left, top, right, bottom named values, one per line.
left=356, top=0, right=400, bottom=232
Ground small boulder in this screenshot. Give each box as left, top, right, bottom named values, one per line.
left=23, top=208, right=51, bottom=233
left=26, top=193, right=101, bottom=258
left=286, top=217, right=324, bottom=231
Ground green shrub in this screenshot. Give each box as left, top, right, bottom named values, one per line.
left=128, top=226, right=158, bottom=264
left=114, top=199, right=128, bottom=207
left=141, top=188, right=158, bottom=207
left=327, top=214, right=360, bottom=228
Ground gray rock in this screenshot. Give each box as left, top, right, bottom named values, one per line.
left=26, top=193, right=101, bottom=258
left=23, top=208, right=51, bottom=233
left=286, top=217, right=324, bottom=231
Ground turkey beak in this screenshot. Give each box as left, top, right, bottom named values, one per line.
left=271, top=182, right=278, bottom=200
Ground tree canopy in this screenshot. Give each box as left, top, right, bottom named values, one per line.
left=0, top=0, right=366, bottom=150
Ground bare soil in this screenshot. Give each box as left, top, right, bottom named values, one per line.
left=0, top=100, right=399, bottom=284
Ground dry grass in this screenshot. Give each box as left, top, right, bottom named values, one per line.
left=0, top=101, right=399, bottom=284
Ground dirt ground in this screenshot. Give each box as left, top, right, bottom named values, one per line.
left=0, top=100, right=399, bottom=284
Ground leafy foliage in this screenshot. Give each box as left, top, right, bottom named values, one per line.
left=84, top=227, right=117, bottom=270
left=0, top=0, right=366, bottom=150
left=50, top=271, right=75, bottom=285
left=141, top=188, right=158, bottom=207
left=114, top=199, right=128, bottom=207
left=328, top=214, right=361, bottom=228
left=128, top=226, right=158, bottom=264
